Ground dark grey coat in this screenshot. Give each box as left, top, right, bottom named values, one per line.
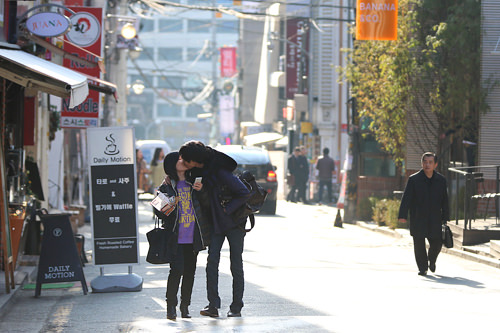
left=398, top=169, right=449, bottom=238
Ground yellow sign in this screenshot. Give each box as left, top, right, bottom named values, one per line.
left=356, top=0, right=398, bottom=41
left=301, top=122, right=313, bottom=134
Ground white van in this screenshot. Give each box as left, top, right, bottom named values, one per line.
left=136, top=140, right=172, bottom=166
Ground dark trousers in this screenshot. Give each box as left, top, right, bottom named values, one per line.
left=318, top=179, right=332, bottom=202
left=412, top=236, right=442, bottom=272
left=296, top=180, right=307, bottom=202
left=166, top=244, right=197, bottom=307
left=287, top=184, right=298, bottom=201
left=206, top=227, right=246, bottom=312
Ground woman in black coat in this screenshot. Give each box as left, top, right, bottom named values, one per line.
left=153, top=151, right=211, bottom=320
left=398, top=152, right=449, bottom=276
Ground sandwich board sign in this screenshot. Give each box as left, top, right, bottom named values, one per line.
left=87, top=126, right=142, bottom=292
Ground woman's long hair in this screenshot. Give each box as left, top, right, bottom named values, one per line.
left=151, top=148, right=163, bottom=167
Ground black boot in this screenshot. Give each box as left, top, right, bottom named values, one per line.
left=180, top=305, right=191, bottom=318
left=166, top=305, right=177, bottom=320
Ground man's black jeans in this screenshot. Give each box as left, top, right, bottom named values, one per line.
left=165, top=244, right=197, bottom=307
left=206, top=227, right=246, bottom=312
left=413, top=236, right=442, bottom=272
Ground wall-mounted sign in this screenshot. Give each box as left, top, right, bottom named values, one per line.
left=25, top=12, right=71, bottom=37
left=356, top=0, right=398, bottom=41
left=66, top=11, right=101, bottom=47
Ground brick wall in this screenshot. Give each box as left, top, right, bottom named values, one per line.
left=357, top=176, right=401, bottom=201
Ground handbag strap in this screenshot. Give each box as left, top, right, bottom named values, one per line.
left=154, top=215, right=161, bottom=229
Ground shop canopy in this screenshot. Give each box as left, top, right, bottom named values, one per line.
left=243, top=132, right=285, bottom=146
left=0, top=45, right=88, bottom=108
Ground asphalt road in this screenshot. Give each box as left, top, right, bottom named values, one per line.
left=0, top=200, right=499, bottom=332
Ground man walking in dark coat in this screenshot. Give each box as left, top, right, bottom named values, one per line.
left=316, top=147, right=335, bottom=203
left=398, top=152, right=449, bottom=276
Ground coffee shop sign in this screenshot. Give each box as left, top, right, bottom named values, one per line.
left=26, top=12, right=71, bottom=37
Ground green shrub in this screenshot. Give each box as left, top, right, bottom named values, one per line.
left=373, top=199, right=388, bottom=226
left=373, top=198, right=404, bottom=229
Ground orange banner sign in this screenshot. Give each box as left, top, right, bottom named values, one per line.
left=356, top=0, right=398, bottom=41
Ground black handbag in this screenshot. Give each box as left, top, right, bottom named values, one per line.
left=442, top=223, right=454, bottom=248
left=146, top=218, right=173, bottom=264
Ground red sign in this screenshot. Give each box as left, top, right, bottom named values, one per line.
left=286, top=18, right=309, bottom=99
left=220, top=47, right=237, bottom=78
left=61, top=7, right=102, bottom=128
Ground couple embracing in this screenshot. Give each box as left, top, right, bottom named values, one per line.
left=152, top=141, right=251, bottom=320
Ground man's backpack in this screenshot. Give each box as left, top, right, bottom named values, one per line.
left=220, top=170, right=268, bottom=231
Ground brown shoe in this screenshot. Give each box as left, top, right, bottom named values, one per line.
left=200, top=306, right=219, bottom=317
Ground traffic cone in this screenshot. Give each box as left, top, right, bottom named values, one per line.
left=334, top=209, right=343, bottom=228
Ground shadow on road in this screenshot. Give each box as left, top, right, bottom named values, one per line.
left=425, top=275, right=485, bottom=288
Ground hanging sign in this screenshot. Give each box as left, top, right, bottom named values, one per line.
left=61, top=7, right=103, bottom=128
left=356, top=0, right=398, bottom=41
left=87, top=127, right=139, bottom=266
left=26, top=12, right=71, bottom=37
left=220, top=47, right=237, bottom=78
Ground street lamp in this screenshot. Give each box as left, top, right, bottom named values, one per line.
left=103, top=10, right=140, bottom=127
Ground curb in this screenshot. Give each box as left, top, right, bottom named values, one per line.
left=354, top=221, right=500, bottom=270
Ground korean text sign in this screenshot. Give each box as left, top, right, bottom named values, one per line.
left=87, top=127, right=139, bottom=265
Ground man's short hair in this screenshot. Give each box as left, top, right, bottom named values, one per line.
left=179, top=141, right=209, bottom=164
left=323, top=148, right=329, bottom=155
left=421, top=152, right=437, bottom=163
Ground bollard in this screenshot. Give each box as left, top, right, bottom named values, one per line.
left=334, top=209, right=343, bottom=228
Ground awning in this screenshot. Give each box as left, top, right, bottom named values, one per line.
left=82, top=73, right=118, bottom=102
left=27, top=34, right=104, bottom=72
left=243, top=132, right=285, bottom=146
left=0, top=46, right=88, bottom=108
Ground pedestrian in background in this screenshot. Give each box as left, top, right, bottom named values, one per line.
left=295, top=146, right=310, bottom=204
left=136, top=149, right=150, bottom=193
left=315, top=147, right=335, bottom=203
left=154, top=148, right=210, bottom=320
left=150, top=147, right=166, bottom=190
left=286, top=147, right=301, bottom=202
left=398, top=152, right=449, bottom=276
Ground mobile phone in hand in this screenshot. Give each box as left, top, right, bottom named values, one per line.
left=194, top=177, right=202, bottom=185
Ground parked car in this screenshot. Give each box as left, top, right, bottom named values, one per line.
left=136, top=140, right=172, bottom=167
left=215, top=145, right=278, bottom=215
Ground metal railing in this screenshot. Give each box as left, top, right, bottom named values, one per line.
left=448, top=165, right=500, bottom=229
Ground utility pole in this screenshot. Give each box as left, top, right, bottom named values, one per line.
left=104, top=0, right=129, bottom=127
left=209, top=0, right=219, bottom=145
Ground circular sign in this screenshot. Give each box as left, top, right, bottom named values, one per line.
left=66, top=12, right=101, bottom=47
left=26, top=12, right=71, bottom=37
left=53, top=228, right=63, bottom=237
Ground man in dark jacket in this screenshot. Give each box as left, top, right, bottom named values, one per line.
left=287, top=146, right=309, bottom=203
left=188, top=143, right=251, bottom=318
left=316, top=147, right=335, bottom=203
left=398, top=152, right=449, bottom=276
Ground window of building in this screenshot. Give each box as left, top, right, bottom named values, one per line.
left=186, top=47, right=210, bottom=61
left=158, top=104, right=182, bottom=118
left=216, top=20, right=238, bottom=34
left=158, top=19, right=183, bottom=32
left=139, top=19, right=155, bottom=33
left=157, top=76, right=183, bottom=89
left=186, top=104, right=204, bottom=118
left=187, top=20, right=211, bottom=33
left=359, top=136, right=396, bottom=177
left=137, top=47, right=154, bottom=61
left=158, top=47, right=183, bottom=61
left=360, top=154, right=397, bottom=177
